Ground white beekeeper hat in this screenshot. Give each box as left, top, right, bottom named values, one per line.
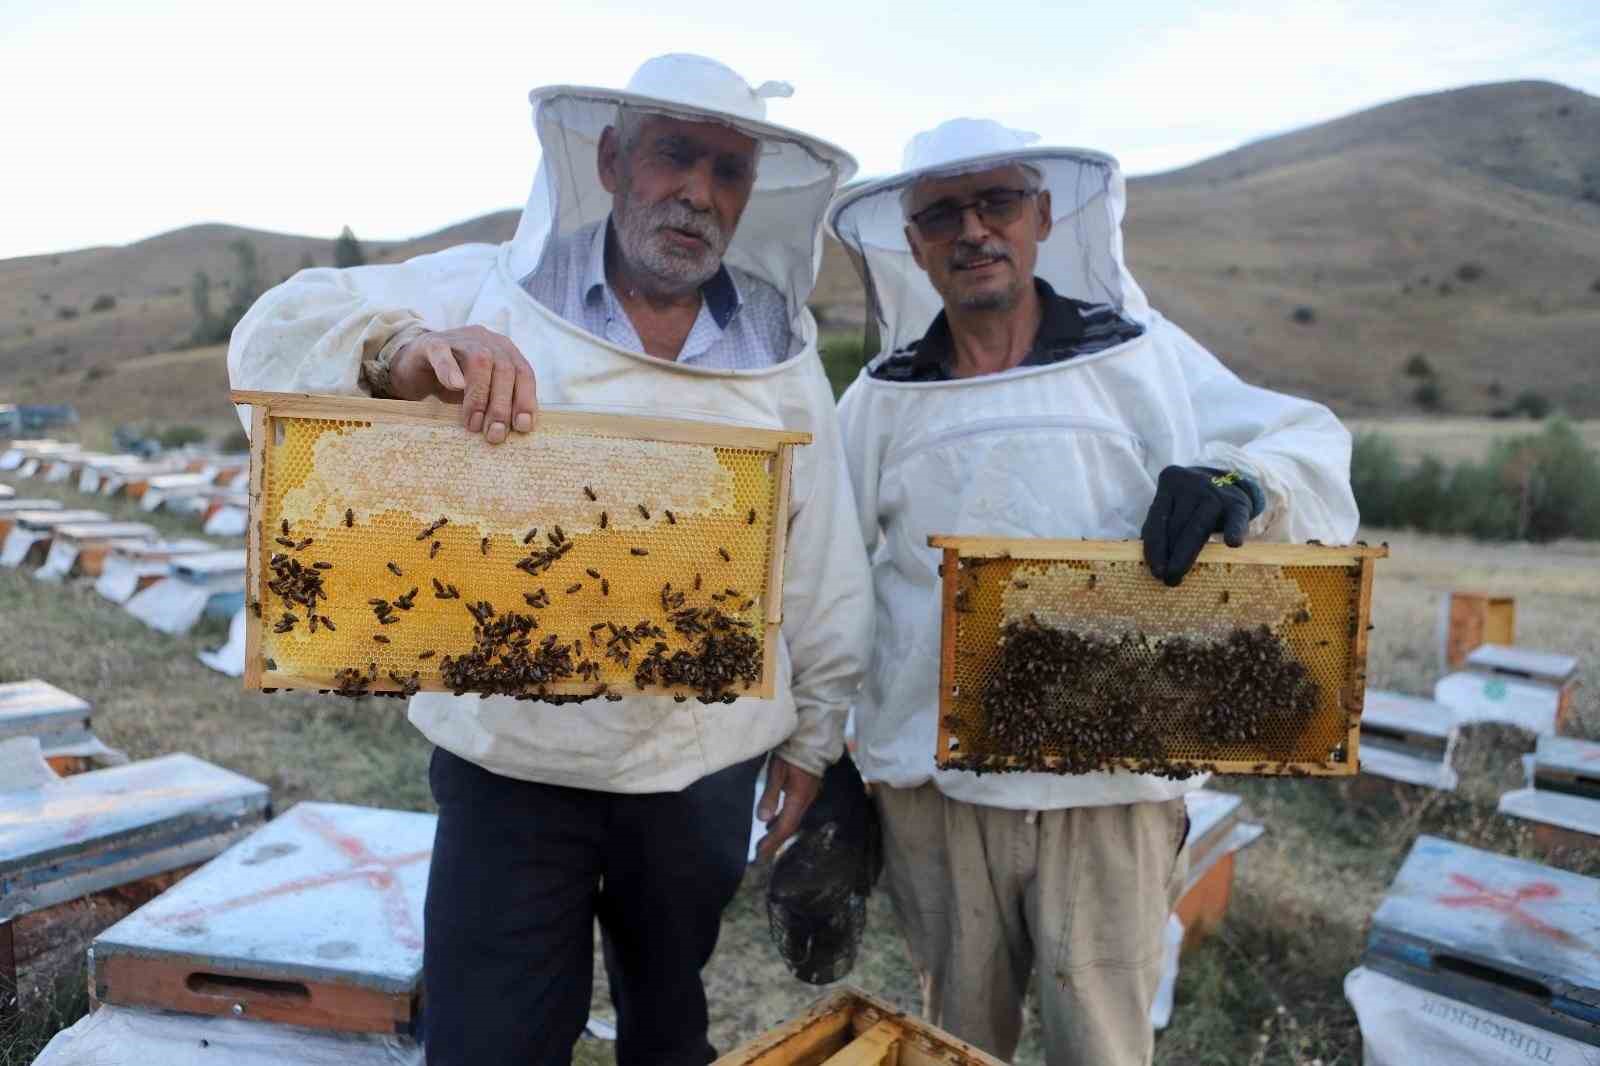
left=510, top=54, right=858, bottom=321
left=827, top=118, right=1150, bottom=357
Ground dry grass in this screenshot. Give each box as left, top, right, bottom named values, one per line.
left=2, top=502, right=1596, bottom=1063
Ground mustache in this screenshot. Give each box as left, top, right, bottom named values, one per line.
left=948, top=240, right=1011, bottom=268
left=646, top=200, right=724, bottom=247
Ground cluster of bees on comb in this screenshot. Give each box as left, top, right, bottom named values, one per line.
left=972, top=614, right=1322, bottom=779
left=255, top=486, right=763, bottom=704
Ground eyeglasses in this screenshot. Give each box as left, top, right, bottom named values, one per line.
left=908, top=187, right=1036, bottom=243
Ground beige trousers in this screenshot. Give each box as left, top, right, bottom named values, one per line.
left=874, top=785, right=1189, bottom=1066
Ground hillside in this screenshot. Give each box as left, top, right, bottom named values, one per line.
left=3, top=80, right=1598, bottom=426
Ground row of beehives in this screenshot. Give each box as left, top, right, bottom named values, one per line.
left=1, top=452, right=250, bottom=670
left=0, top=439, right=250, bottom=537
left=1357, top=589, right=1591, bottom=848
left=1347, top=596, right=1599, bottom=1063
left=0, top=667, right=1263, bottom=1064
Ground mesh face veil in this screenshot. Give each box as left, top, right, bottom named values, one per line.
left=510, top=56, right=857, bottom=348
left=827, top=118, right=1152, bottom=360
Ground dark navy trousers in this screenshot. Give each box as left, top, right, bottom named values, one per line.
left=422, top=746, right=762, bottom=1066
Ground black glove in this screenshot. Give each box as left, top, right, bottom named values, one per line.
left=1141, top=466, right=1261, bottom=587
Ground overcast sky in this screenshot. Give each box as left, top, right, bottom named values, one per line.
left=2, top=0, right=1597, bottom=260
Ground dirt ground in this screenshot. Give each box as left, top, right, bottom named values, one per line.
left=2, top=495, right=1596, bottom=1063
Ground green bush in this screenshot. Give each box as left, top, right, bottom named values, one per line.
left=1403, top=354, right=1433, bottom=378
left=217, top=427, right=250, bottom=452
left=1411, top=380, right=1443, bottom=410
left=90, top=293, right=116, bottom=312
left=1351, top=421, right=1600, bottom=541
left=57, top=305, right=78, bottom=320
left=1510, top=390, right=1551, bottom=419
left=157, top=424, right=208, bottom=449
left=818, top=333, right=870, bottom=400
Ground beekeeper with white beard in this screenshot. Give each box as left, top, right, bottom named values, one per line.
left=831, top=119, right=1359, bottom=1066
left=229, top=54, right=870, bottom=1066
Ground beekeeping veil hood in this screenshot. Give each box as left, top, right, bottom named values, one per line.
left=512, top=54, right=858, bottom=326
left=827, top=118, right=1151, bottom=357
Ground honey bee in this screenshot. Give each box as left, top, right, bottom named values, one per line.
left=717, top=547, right=731, bottom=562
left=320, top=616, right=336, bottom=631
left=387, top=562, right=403, bottom=576
left=584, top=485, right=597, bottom=501
left=345, top=508, right=354, bottom=528
left=481, top=536, right=490, bottom=556
left=566, top=583, right=583, bottom=594
left=250, top=600, right=262, bottom=619
left=313, top=561, right=333, bottom=570
left=276, top=536, right=295, bottom=549
left=523, top=528, right=538, bottom=544
left=601, top=578, right=610, bottom=596
left=265, top=657, right=277, bottom=670
left=373, top=634, right=391, bottom=644
left=418, top=650, right=435, bottom=660
left=638, top=504, right=651, bottom=520
left=599, top=511, right=608, bottom=529
left=430, top=541, right=441, bottom=559
left=586, top=568, right=602, bottom=579
left=1220, top=590, right=1230, bottom=604
left=631, top=547, right=649, bottom=556
left=693, top=573, right=702, bottom=591
left=746, top=508, right=756, bottom=525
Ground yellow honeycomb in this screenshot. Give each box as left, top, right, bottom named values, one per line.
left=253, top=416, right=786, bottom=697
left=939, top=551, right=1370, bottom=776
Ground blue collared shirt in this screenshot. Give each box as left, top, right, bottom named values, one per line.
left=520, top=218, right=793, bottom=369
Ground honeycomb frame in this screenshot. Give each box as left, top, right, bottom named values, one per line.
left=232, top=390, right=809, bottom=699
left=931, top=535, right=1388, bottom=777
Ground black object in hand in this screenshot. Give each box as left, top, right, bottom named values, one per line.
left=1141, top=466, right=1254, bottom=587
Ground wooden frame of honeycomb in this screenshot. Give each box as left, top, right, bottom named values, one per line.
left=713, top=985, right=1006, bottom=1065
left=931, top=536, right=1388, bottom=777
left=231, top=390, right=809, bottom=700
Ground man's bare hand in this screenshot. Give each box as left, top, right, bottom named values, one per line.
left=388, top=326, right=538, bottom=444
left=755, top=756, right=821, bottom=862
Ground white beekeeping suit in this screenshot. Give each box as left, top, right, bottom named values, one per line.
left=229, top=55, right=870, bottom=792
left=832, top=119, right=1360, bottom=811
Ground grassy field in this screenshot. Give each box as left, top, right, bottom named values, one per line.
left=2, top=472, right=1597, bottom=1063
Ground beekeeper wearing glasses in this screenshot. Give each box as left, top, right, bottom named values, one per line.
left=831, top=119, right=1358, bottom=1065
left=229, top=54, right=870, bottom=1066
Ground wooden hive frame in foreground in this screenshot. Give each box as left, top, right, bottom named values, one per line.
left=931, top=536, right=1388, bottom=777
left=232, top=390, right=809, bottom=701
left=713, top=986, right=1005, bottom=1065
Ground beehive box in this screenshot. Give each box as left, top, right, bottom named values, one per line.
left=37, top=523, right=159, bottom=581
left=0, top=679, right=99, bottom=775
left=92, top=802, right=433, bottom=1036
left=1497, top=735, right=1600, bottom=854
left=0, top=755, right=268, bottom=1018
left=1440, top=590, right=1515, bottom=669
left=930, top=537, right=1387, bottom=777
left=1357, top=690, right=1460, bottom=793
left=1174, top=789, right=1263, bottom=952
left=713, top=986, right=1005, bottom=1065
left=1363, top=835, right=1600, bottom=1049
left=1434, top=644, right=1579, bottom=738
left=0, top=484, right=12, bottom=500
left=232, top=391, right=808, bottom=701
left=0, top=498, right=61, bottom=515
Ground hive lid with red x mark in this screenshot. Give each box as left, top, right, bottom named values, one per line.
left=1369, top=835, right=1600, bottom=995
left=92, top=801, right=435, bottom=994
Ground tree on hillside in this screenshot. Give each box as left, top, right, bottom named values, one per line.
left=189, top=270, right=217, bottom=346
left=186, top=238, right=265, bottom=347
left=334, top=226, right=367, bottom=268
left=299, top=250, right=316, bottom=271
